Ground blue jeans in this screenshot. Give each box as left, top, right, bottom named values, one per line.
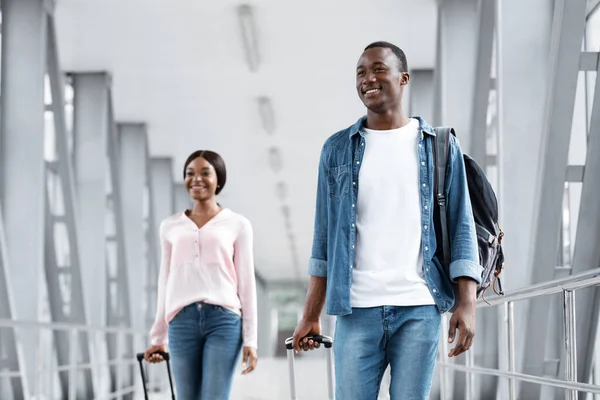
left=334, top=305, right=441, bottom=400
left=168, top=302, right=242, bottom=400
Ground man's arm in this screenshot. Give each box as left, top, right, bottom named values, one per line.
left=445, top=136, right=482, bottom=357
left=292, top=276, right=327, bottom=353
left=292, top=145, right=329, bottom=353
left=307, top=145, right=329, bottom=277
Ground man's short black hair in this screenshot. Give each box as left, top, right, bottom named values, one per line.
left=364, top=41, right=408, bottom=73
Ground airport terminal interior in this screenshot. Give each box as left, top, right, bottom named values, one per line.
left=0, top=0, right=600, bottom=399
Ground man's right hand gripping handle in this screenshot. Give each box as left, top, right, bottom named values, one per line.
left=292, top=276, right=327, bottom=354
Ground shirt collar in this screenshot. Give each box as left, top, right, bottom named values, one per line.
left=348, top=115, right=436, bottom=138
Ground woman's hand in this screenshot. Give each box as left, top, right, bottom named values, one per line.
left=241, top=346, right=258, bottom=375
left=144, top=345, right=166, bottom=363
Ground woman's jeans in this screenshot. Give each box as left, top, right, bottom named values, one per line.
left=168, top=302, right=242, bottom=400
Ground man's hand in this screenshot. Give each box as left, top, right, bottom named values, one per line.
left=241, top=346, right=257, bottom=375
left=448, top=277, right=478, bottom=357
left=448, top=300, right=476, bottom=357
left=292, top=318, right=322, bottom=355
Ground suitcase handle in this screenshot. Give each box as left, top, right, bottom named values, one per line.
left=136, top=351, right=170, bottom=362
left=284, top=335, right=334, bottom=400
left=284, top=335, right=333, bottom=350
left=136, top=351, right=175, bottom=400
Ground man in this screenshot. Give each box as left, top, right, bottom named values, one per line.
left=291, top=41, right=482, bottom=400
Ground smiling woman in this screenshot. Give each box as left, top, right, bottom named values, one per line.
left=183, top=150, right=227, bottom=196
left=144, top=149, right=259, bottom=399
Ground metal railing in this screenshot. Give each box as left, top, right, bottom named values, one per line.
left=437, top=268, right=600, bottom=400
left=0, top=319, right=167, bottom=399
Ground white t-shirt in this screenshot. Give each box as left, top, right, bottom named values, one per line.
left=350, top=117, right=435, bottom=307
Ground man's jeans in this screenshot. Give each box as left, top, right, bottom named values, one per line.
left=334, top=305, right=441, bottom=400
left=168, top=302, right=242, bottom=400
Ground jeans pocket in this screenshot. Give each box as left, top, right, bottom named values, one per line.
left=217, top=306, right=241, bottom=319
left=328, top=163, right=350, bottom=200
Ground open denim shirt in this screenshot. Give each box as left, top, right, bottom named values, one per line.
left=308, top=116, right=482, bottom=315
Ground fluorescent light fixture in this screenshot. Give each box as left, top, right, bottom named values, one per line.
left=276, top=181, right=287, bottom=201
left=257, top=96, right=275, bottom=135
left=268, top=146, right=282, bottom=173
left=237, top=4, right=260, bottom=73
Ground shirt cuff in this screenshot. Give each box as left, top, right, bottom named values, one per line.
left=243, top=339, right=258, bottom=350
left=449, top=259, right=483, bottom=284
left=308, top=258, right=327, bottom=277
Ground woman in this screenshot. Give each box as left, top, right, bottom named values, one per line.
left=144, top=150, right=258, bottom=399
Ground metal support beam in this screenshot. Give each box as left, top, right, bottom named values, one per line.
left=434, top=2, right=482, bottom=398
left=173, top=182, right=191, bottom=213
left=148, top=158, right=173, bottom=328
left=579, top=52, right=599, bottom=71
left=118, top=123, right=148, bottom=334
left=436, top=0, right=479, bottom=154
left=150, top=158, right=174, bottom=255
left=570, top=46, right=600, bottom=396
left=469, top=0, right=496, bottom=165
left=73, top=72, right=110, bottom=332
left=587, top=0, right=600, bottom=17
left=0, top=0, right=47, bottom=397
left=520, top=1, right=588, bottom=399
left=72, top=71, right=114, bottom=397
left=0, top=205, right=24, bottom=399
left=106, top=102, right=134, bottom=396
left=72, top=72, right=110, bottom=325
left=496, top=0, right=554, bottom=398
left=408, top=69, right=434, bottom=123
left=46, top=15, right=95, bottom=398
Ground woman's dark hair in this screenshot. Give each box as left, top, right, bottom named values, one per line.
left=183, top=150, right=227, bottom=195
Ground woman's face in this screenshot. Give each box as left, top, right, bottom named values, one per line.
left=184, top=156, right=219, bottom=201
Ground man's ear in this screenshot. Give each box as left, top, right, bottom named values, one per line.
left=400, top=72, right=410, bottom=86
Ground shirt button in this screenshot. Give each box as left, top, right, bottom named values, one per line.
left=433, top=289, right=437, bottom=293
left=350, top=264, right=353, bottom=269
left=361, top=142, right=364, bottom=146
left=424, top=225, right=428, bottom=230
left=422, top=183, right=426, bottom=188
left=426, top=268, right=430, bottom=272
left=352, top=223, right=355, bottom=228
left=352, top=204, right=355, bottom=208
left=421, top=162, right=425, bottom=166
left=352, top=245, right=355, bottom=249
left=425, top=246, right=429, bottom=251
left=353, top=182, right=356, bottom=185
left=424, top=205, right=428, bottom=210
left=419, top=144, right=422, bottom=148
left=356, top=161, right=360, bottom=164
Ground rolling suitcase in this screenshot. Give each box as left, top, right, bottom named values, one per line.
left=284, top=335, right=334, bottom=400
left=136, top=351, right=176, bottom=400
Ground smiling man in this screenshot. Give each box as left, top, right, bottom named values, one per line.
left=292, top=41, right=482, bottom=399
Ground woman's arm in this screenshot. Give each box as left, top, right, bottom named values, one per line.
left=149, top=220, right=172, bottom=346
left=234, top=218, right=258, bottom=350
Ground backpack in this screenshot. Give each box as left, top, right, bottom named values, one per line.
left=432, top=127, right=505, bottom=303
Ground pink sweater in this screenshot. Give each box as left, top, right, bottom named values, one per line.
left=149, top=209, right=258, bottom=349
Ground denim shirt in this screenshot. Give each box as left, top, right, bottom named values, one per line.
left=308, top=116, right=482, bottom=315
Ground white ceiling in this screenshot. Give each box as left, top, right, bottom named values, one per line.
left=55, top=0, right=438, bottom=283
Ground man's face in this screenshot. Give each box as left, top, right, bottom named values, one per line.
left=356, top=47, right=408, bottom=113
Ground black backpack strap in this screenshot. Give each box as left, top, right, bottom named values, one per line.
left=433, top=127, right=453, bottom=268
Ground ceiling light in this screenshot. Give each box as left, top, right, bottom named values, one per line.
left=237, top=4, right=260, bottom=73
left=257, top=96, right=275, bottom=135
left=268, top=146, right=282, bottom=173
